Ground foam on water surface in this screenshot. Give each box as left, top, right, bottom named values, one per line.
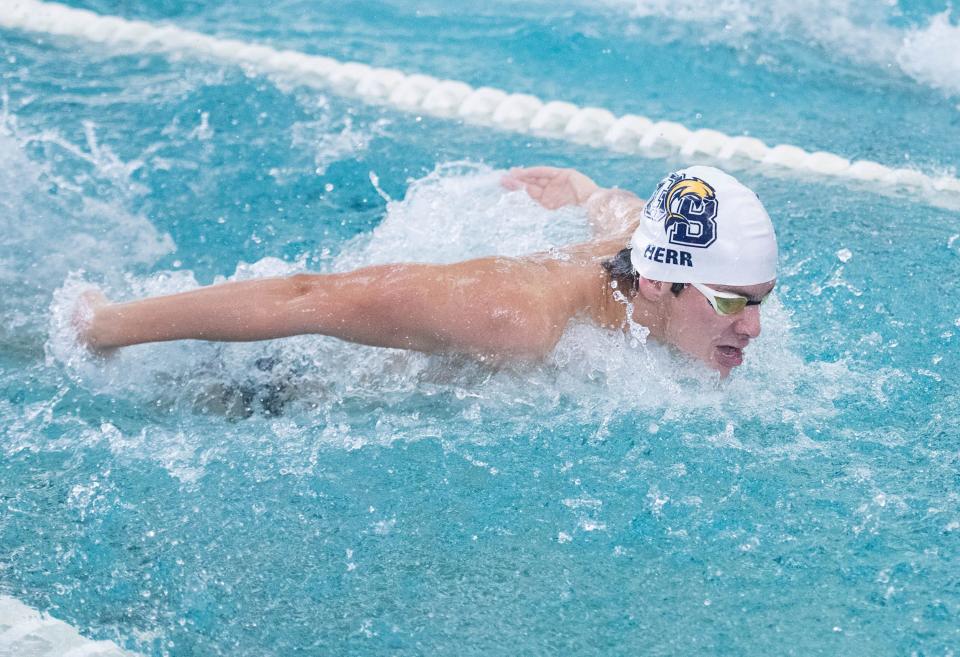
left=0, top=104, right=173, bottom=350
left=3, top=1, right=959, bottom=207
left=0, top=595, right=139, bottom=657
left=40, top=164, right=870, bottom=487
left=2, top=3, right=959, bottom=654
left=614, top=0, right=960, bottom=98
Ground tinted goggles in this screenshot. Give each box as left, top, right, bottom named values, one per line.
left=690, top=282, right=768, bottom=316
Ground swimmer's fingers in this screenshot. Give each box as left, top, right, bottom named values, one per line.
left=509, top=166, right=565, bottom=178
left=502, top=176, right=558, bottom=208
left=502, top=166, right=599, bottom=209
left=501, top=169, right=556, bottom=207
left=500, top=174, right=524, bottom=191
left=73, top=289, right=118, bottom=358
left=534, top=181, right=572, bottom=210
left=502, top=166, right=564, bottom=188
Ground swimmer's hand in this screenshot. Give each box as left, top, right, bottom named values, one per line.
left=501, top=166, right=600, bottom=210
left=502, top=166, right=644, bottom=238
left=73, top=289, right=118, bottom=357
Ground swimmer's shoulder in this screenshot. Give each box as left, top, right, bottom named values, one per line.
left=556, top=229, right=635, bottom=262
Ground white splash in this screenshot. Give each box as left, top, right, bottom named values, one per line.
left=897, top=12, right=960, bottom=98
left=291, top=113, right=390, bottom=176
left=614, top=0, right=960, bottom=98
left=0, top=104, right=173, bottom=348
left=45, top=164, right=871, bottom=476
left=333, top=162, right=590, bottom=269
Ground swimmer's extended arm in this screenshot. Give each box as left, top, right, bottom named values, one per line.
left=501, top=166, right=644, bottom=238
left=80, top=258, right=576, bottom=360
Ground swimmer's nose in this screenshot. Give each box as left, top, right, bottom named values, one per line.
left=735, top=304, right=762, bottom=339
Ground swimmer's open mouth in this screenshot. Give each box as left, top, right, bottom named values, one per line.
left=716, top=345, right=744, bottom=367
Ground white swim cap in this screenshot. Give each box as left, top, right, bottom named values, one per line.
left=629, top=166, right=778, bottom=286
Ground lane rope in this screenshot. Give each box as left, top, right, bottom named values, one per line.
left=2, top=0, right=959, bottom=205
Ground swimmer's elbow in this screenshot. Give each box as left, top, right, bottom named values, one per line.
left=287, top=273, right=318, bottom=299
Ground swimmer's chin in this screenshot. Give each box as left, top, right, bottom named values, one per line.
left=72, top=289, right=118, bottom=358
left=713, top=359, right=740, bottom=381
left=653, top=343, right=731, bottom=383
left=679, top=351, right=739, bottom=382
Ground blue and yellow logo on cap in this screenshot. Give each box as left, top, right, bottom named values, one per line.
left=645, top=172, right=718, bottom=249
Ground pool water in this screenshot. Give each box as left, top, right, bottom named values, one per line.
left=2, top=1, right=959, bottom=655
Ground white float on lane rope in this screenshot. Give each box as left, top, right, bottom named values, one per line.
left=1, top=0, right=958, bottom=206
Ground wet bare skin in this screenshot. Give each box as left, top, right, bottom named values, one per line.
left=520, top=238, right=774, bottom=377
left=76, top=166, right=772, bottom=376
left=79, top=239, right=627, bottom=362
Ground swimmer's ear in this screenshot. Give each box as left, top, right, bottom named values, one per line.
left=636, top=277, right=669, bottom=303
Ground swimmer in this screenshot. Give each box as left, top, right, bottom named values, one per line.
left=75, top=165, right=777, bottom=377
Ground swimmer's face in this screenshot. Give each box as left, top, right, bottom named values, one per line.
left=656, top=280, right=775, bottom=377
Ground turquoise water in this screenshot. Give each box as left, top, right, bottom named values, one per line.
left=2, top=1, right=960, bottom=655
